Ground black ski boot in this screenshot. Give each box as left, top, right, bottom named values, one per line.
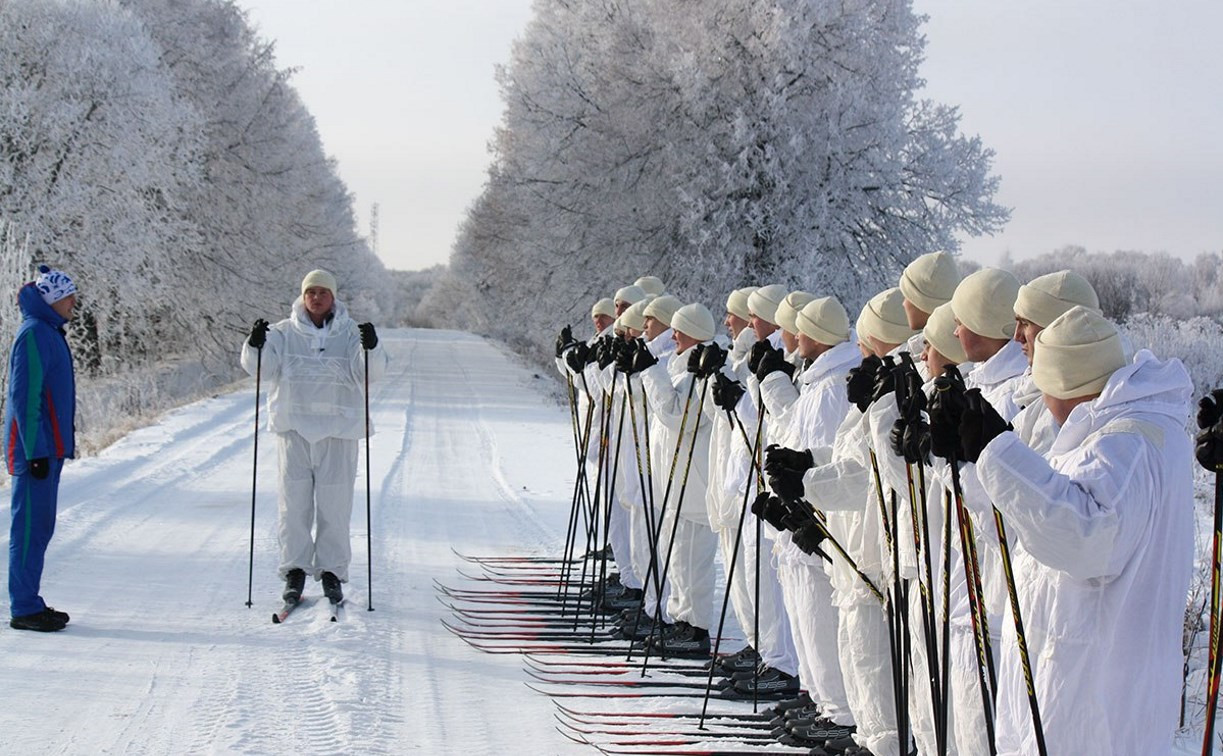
left=321, top=571, right=343, bottom=603
left=649, top=623, right=710, bottom=658
left=283, top=568, right=306, bottom=603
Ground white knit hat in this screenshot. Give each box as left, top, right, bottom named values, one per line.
left=726, top=286, right=756, bottom=322
left=301, top=269, right=337, bottom=296
left=950, top=268, right=1021, bottom=340
left=643, top=294, right=682, bottom=328
left=614, top=284, right=647, bottom=307
left=857, top=288, right=916, bottom=346
left=922, top=302, right=968, bottom=365
left=591, top=297, right=616, bottom=319
left=671, top=303, right=717, bottom=342
left=1015, top=270, right=1100, bottom=328
left=1032, top=306, right=1126, bottom=400
left=899, top=252, right=959, bottom=314
left=747, top=284, right=788, bottom=326
left=620, top=299, right=650, bottom=332
left=775, top=291, right=816, bottom=335
left=634, top=276, right=666, bottom=296
left=35, top=264, right=77, bottom=305
left=797, top=297, right=850, bottom=346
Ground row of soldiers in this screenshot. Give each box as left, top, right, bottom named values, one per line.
left=554, top=256, right=1212, bottom=755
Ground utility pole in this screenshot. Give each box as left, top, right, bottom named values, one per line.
left=369, top=202, right=380, bottom=256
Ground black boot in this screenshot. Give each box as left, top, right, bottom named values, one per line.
left=10, top=608, right=67, bottom=632
left=321, top=571, right=343, bottom=603
left=283, top=568, right=306, bottom=603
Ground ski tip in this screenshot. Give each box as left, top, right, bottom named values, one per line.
left=272, top=614, right=281, bottom=624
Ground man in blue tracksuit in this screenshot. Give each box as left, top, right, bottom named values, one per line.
left=5, top=265, right=77, bottom=632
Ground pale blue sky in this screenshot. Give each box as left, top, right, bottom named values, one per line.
left=241, top=0, right=1222, bottom=272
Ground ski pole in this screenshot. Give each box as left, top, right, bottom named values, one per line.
left=364, top=346, right=374, bottom=611
left=699, top=416, right=756, bottom=726
left=868, top=448, right=904, bottom=735
left=640, top=376, right=709, bottom=671
left=1200, top=395, right=1223, bottom=756
left=990, top=503, right=1047, bottom=755
left=571, top=389, right=612, bottom=624
left=590, top=386, right=628, bottom=639
left=950, top=459, right=997, bottom=753
left=737, top=414, right=886, bottom=605
left=559, top=374, right=596, bottom=600
left=625, top=372, right=698, bottom=660
left=623, top=374, right=660, bottom=622
left=1203, top=473, right=1223, bottom=756
left=905, top=459, right=943, bottom=752
left=246, top=346, right=261, bottom=608
left=941, top=487, right=954, bottom=754
left=751, top=399, right=765, bottom=710
left=718, top=400, right=768, bottom=709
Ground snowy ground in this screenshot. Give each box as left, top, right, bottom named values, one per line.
left=0, top=328, right=600, bottom=755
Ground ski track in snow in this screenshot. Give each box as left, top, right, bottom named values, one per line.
left=0, top=329, right=589, bottom=755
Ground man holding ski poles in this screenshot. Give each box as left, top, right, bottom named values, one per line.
left=933, top=305, right=1194, bottom=755
left=241, top=269, right=386, bottom=608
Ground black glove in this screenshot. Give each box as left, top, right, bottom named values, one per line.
left=792, top=520, right=829, bottom=558
left=764, top=444, right=814, bottom=475
left=596, top=337, right=618, bottom=369
left=890, top=390, right=930, bottom=465
left=768, top=468, right=806, bottom=502
left=750, top=490, right=771, bottom=518
left=698, top=343, right=727, bottom=377
left=846, top=355, right=882, bottom=412
left=712, top=373, right=745, bottom=413
left=247, top=319, right=269, bottom=350
left=755, top=346, right=795, bottom=382
left=566, top=342, right=591, bottom=373
left=928, top=365, right=968, bottom=462
left=958, top=388, right=1011, bottom=463
left=895, top=353, right=924, bottom=411
left=28, top=458, right=49, bottom=480
left=625, top=340, right=657, bottom=374
left=686, top=343, right=706, bottom=375
left=358, top=322, right=378, bottom=350
left=901, top=413, right=932, bottom=465
left=757, top=494, right=791, bottom=531
left=1198, top=390, right=1223, bottom=472
left=1198, top=425, right=1223, bottom=473
left=872, top=356, right=901, bottom=404
left=748, top=340, right=773, bottom=374
left=1199, top=390, right=1223, bottom=430
left=555, top=325, right=575, bottom=358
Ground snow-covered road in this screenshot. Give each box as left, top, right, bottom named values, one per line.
left=0, top=328, right=590, bottom=754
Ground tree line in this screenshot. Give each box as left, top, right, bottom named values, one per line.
left=422, top=0, right=1008, bottom=362
left=0, top=0, right=395, bottom=393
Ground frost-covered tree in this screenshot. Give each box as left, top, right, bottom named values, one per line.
left=0, top=0, right=205, bottom=371
left=1, top=0, right=391, bottom=444
left=427, top=0, right=1007, bottom=358
left=122, top=0, right=393, bottom=353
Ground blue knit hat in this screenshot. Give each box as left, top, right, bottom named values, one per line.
left=35, top=264, right=77, bottom=305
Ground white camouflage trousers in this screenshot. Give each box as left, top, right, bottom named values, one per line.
left=276, top=430, right=358, bottom=582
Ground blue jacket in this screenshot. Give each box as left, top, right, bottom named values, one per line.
left=5, top=283, right=76, bottom=474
